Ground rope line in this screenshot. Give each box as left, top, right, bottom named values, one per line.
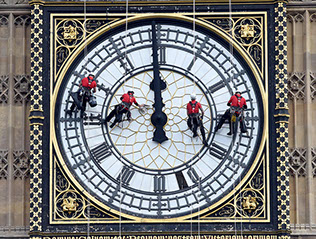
left=83, top=0, right=91, bottom=237
left=119, top=0, right=129, bottom=236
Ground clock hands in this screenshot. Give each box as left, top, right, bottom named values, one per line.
left=150, top=21, right=168, bottom=144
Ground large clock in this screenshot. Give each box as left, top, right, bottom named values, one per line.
left=53, top=17, right=265, bottom=220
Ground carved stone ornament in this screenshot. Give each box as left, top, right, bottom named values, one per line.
left=14, top=75, right=31, bottom=104
left=13, top=151, right=30, bottom=179
left=288, top=72, right=306, bottom=101
left=0, top=15, right=9, bottom=25
left=287, top=12, right=305, bottom=23
left=312, top=148, right=316, bottom=177
left=311, top=12, right=316, bottom=23
left=240, top=24, right=255, bottom=40
left=289, top=148, right=306, bottom=177
left=311, top=72, right=316, bottom=101
left=0, top=75, right=9, bottom=104
left=0, top=151, right=8, bottom=180
left=14, top=15, right=31, bottom=26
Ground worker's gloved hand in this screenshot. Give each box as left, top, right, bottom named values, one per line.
left=242, top=105, right=247, bottom=109
left=227, top=102, right=231, bottom=106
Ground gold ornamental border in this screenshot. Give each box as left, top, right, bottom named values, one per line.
left=50, top=13, right=269, bottom=223
left=30, top=0, right=282, bottom=6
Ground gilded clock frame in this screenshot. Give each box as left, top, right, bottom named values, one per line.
left=49, top=12, right=269, bottom=224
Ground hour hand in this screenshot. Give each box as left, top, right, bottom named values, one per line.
left=151, top=102, right=168, bottom=144
left=150, top=21, right=168, bottom=144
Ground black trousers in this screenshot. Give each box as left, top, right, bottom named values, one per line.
left=216, top=109, right=232, bottom=132
left=187, top=115, right=206, bottom=141
left=106, top=105, right=130, bottom=126
left=70, top=91, right=89, bottom=114
left=216, top=109, right=247, bottom=133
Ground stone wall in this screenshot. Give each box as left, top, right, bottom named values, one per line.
left=287, top=5, right=316, bottom=237
left=0, top=7, right=31, bottom=238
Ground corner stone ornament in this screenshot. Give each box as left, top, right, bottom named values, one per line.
left=61, top=196, right=79, bottom=213
left=242, top=194, right=259, bottom=212
left=62, top=25, right=78, bottom=41
left=240, top=24, right=255, bottom=40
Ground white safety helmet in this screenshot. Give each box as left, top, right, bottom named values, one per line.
left=190, top=94, right=196, bottom=100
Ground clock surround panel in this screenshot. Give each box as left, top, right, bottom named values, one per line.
left=49, top=13, right=270, bottom=224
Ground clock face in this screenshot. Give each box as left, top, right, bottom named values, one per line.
left=55, top=18, right=264, bottom=219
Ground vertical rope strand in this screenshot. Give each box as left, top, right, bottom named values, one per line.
left=119, top=0, right=128, bottom=236
left=190, top=0, right=194, bottom=233
left=83, top=0, right=91, bottom=237
left=227, top=0, right=238, bottom=237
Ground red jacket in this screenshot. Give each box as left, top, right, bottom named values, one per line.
left=228, top=94, right=246, bottom=108
left=187, top=100, right=202, bottom=115
left=81, top=76, right=97, bottom=89
left=120, top=93, right=137, bottom=109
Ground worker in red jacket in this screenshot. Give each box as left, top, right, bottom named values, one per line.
left=106, top=91, right=144, bottom=128
left=67, top=74, right=97, bottom=117
left=227, top=91, right=247, bottom=110
left=215, top=91, right=247, bottom=135
left=187, top=94, right=207, bottom=146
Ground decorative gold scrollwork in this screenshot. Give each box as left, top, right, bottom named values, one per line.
left=209, top=18, right=234, bottom=31
left=234, top=18, right=261, bottom=46
left=205, top=15, right=263, bottom=75
left=56, top=19, right=84, bottom=47
left=240, top=24, right=255, bottom=40
left=56, top=164, right=70, bottom=192
left=56, top=190, right=84, bottom=219
left=236, top=189, right=264, bottom=217
left=242, top=194, right=258, bottom=212
left=62, top=25, right=78, bottom=41
left=53, top=161, right=121, bottom=221
left=61, top=196, right=79, bottom=213
left=56, top=46, right=70, bottom=71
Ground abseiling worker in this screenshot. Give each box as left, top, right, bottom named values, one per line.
left=106, top=91, right=144, bottom=128
left=187, top=94, right=207, bottom=146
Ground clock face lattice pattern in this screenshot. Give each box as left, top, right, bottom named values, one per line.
left=108, top=70, right=211, bottom=170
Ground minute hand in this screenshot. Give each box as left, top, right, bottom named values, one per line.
left=150, top=21, right=168, bottom=144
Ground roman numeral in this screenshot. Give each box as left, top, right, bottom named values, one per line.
left=186, top=36, right=209, bottom=72
left=209, top=142, right=228, bottom=160
left=117, top=166, right=135, bottom=186
left=154, top=175, right=166, bottom=193
left=159, top=46, right=166, bottom=64
left=97, top=83, right=111, bottom=96
left=90, top=142, right=112, bottom=163
left=208, top=81, right=226, bottom=94
left=109, top=37, right=134, bottom=73
left=72, top=156, right=87, bottom=169
left=187, top=167, right=200, bottom=183
left=175, top=171, right=188, bottom=190
left=83, top=113, right=103, bottom=126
